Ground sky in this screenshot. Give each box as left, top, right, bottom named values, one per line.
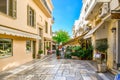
left=52, top=0, right=83, bottom=37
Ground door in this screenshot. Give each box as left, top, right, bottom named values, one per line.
left=33, top=41, right=36, bottom=59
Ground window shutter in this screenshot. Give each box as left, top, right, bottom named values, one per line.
left=9, top=0, right=13, bottom=17
left=12, top=0, right=17, bottom=18
left=34, top=11, right=36, bottom=27
left=27, top=5, right=30, bottom=26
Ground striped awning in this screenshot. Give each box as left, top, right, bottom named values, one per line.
left=0, top=26, right=41, bottom=39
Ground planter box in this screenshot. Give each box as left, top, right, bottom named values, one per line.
left=57, top=56, right=61, bottom=59
left=98, top=63, right=107, bottom=72
left=37, top=54, right=41, bottom=59
left=72, top=56, right=79, bottom=59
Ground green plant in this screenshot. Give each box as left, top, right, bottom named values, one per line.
left=95, top=41, right=108, bottom=53
left=65, top=53, right=71, bottom=59
left=56, top=49, right=60, bottom=56
left=77, top=49, right=84, bottom=58
left=46, top=46, right=50, bottom=50
left=71, top=52, right=77, bottom=56
left=38, top=50, right=43, bottom=54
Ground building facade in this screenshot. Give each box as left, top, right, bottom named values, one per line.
left=82, top=0, right=120, bottom=71
left=0, top=0, right=53, bottom=71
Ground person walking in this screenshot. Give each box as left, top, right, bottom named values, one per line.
left=61, top=46, right=65, bottom=58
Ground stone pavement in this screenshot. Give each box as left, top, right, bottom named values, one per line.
left=0, top=54, right=115, bottom=80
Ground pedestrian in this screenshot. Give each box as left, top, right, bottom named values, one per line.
left=62, top=46, right=64, bottom=52
left=61, top=46, right=65, bottom=58
left=94, top=50, right=101, bottom=72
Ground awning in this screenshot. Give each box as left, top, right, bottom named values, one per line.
left=0, top=26, right=41, bottom=39
left=84, top=21, right=104, bottom=39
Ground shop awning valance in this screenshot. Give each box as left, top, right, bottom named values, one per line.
left=0, top=26, right=41, bottom=39
left=84, top=21, right=104, bottom=39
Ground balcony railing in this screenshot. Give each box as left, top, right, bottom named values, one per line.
left=41, top=0, right=51, bottom=14
left=84, top=0, right=111, bottom=20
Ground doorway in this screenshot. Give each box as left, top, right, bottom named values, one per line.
left=33, top=41, right=36, bottom=59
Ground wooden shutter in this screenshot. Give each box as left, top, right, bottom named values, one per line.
left=34, top=11, right=36, bottom=27
left=27, top=5, right=30, bottom=26
left=12, top=0, right=17, bottom=18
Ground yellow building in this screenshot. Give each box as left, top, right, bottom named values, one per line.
left=0, top=0, right=53, bottom=71
left=83, top=0, right=120, bottom=72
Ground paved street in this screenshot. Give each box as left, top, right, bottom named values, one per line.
left=1, top=54, right=114, bottom=80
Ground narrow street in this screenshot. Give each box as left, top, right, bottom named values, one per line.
left=1, top=54, right=114, bottom=80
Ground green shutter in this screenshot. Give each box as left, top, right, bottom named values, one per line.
left=12, top=0, right=17, bottom=18
left=9, top=0, right=13, bottom=17
left=34, top=11, right=36, bottom=27
left=27, top=5, right=30, bottom=26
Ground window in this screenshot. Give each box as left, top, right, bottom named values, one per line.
left=39, top=28, right=42, bottom=37
left=45, top=21, right=48, bottom=33
left=27, top=5, right=36, bottom=27
left=50, top=26, right=52, bottom=35
left=26, top=40, right=32, bottom=52
left=96, top=39, right=107, bottom=46
left=0, top=0, right=17, bottom=18
left=0, top=39, right=12, bottom=58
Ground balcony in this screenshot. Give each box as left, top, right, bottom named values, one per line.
left=41, top=0, right=52, bottom=14
left=84, top=0, right=111, bottom=20
left=33, top=0, right=52, bottom=18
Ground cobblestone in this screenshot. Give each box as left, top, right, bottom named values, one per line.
left=0, top=54, right=115, bottom=80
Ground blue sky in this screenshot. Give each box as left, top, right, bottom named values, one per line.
left=52, top=0, right=82, bottom=37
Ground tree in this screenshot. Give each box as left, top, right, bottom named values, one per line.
left=53, top=30, right=70, bottom=44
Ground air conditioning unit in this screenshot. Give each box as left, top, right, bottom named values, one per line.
left=99, top=3, right=109, bottom=18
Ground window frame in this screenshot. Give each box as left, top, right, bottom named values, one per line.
left=50, top=25, right=52, bottom=35
left=0, top=38, right=13, bottom=58
left=0, top=0, right=17, bottom=18
left=27, top=5, right=36, bottom=27
left=45, top=21, right=48, bottom=33
left=26, top=40, right=32, bottom=53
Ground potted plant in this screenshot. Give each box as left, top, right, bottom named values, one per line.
left=56, top=49, right=61, bottom=59
left=37, top=50, right=43, bottom=59
left=95, top=41, right=108, bottom=72
left=71, top=52, right=79, bottom=59
left=95, top=41, right=108, bottom=62
left=46, top=46, right=50, bottom=50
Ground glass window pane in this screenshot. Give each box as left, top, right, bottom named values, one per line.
left=0, top=0, right=7, bottom=14
left=26, top=40, right=31, bottom=52
left=0, top=38, right=12, bottom=58
left=28, top=6, right=35, bottom=27
left=9, top=0, right=13, bottom=16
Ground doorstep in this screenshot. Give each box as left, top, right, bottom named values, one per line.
left=109, top=68, right=120, bottom=75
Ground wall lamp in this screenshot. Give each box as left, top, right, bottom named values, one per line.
left=111, top=27, right=116, bottom=33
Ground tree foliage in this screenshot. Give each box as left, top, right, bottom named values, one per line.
left=52, top=30, right=70, bottom=44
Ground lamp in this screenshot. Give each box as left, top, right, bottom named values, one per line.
left=111, top=27, right=116, bottom=33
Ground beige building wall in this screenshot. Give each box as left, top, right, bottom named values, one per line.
left=95, top=23, right=108, bottom=40
left=0, top=34, right=33, bottom=71
left=82, top=0, right=120, bottom=70
left=0, top=0, right=53, bottom=71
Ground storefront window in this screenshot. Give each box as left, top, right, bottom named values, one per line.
left=26, top=40, right=32, bottom=52
left=0, top=39, right=12, bottom=58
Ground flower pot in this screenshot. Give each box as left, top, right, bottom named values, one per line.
left=57, top=56, right=60, bottom=59
left=98, top=63, right=107, bottom=72
left=37, top=54, right=41, bottom=59
left=71, top=56, right=79, bottom=59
